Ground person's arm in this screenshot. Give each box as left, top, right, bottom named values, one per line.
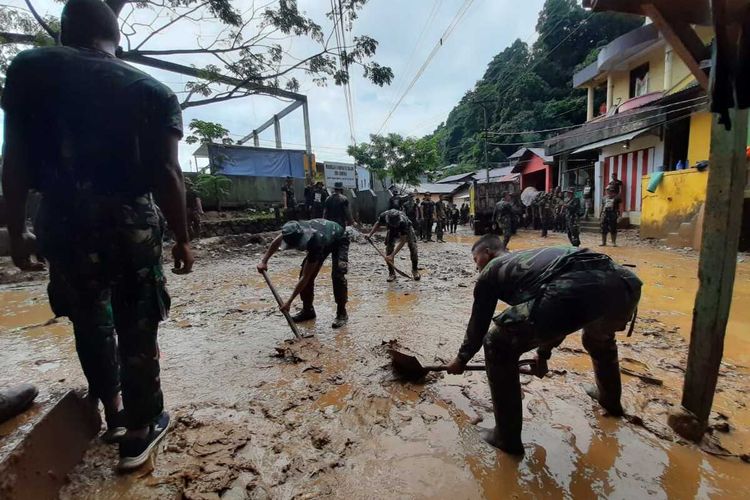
left=389, top=234, right=408, bottom=259
left=447, top=279, right=498, bottom=373
left=282, top=189, right=289, bottom=209
left=344, top=199, right=355, bottom=227
left=257, top=234, right=283, bottom=272
left=1, top=112, right=44, bottom=271
left=152, top=131, right=194, bottom=274
left=367, top=221, right=382, bottom=239
left=196, top=196, right=204, bottom=215
left=281, top=257, right=322, bottom=312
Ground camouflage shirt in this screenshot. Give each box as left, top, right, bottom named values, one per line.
left=301, top=219, right=346, bottom=263
left=458, top=246, right=582, bottom=362
left=378, top=209, right=413, bottom=237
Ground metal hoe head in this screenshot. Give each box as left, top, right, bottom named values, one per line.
left=389, top=349, right=429, bottom=380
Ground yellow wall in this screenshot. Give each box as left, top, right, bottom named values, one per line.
left=641, top=169, right=708, bottom=240
left=610, top=49, right=666, bottom=105
left=687, top=112, right=712, bottom=166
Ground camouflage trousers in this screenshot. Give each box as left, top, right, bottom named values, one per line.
left=539, top=208, right=553, bottom=237
left=484, top=266, right=641, bottom=364
left=38, top=194, right=169, bottom=429
left=300, top=237, right=349, bottom=308
left=435, top=218, right=446, bottom=241
left=386, top=228, right=419, bottom=272
left=601, top=210, right=618, bottom=235
left=566, top=212, right=581, bottom=247
left=496, top=215, right=513, bottom=248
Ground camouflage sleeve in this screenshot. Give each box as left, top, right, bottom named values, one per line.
left=457, top=278, right=498, bottom=364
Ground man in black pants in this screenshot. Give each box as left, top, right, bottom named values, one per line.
left=2, top=0, right=193, bottom=471
left=446, top=235, right=641, bottom=455
left=257, top=219, right=350, bottom=328
left=367, top=209, right=421, bottom=282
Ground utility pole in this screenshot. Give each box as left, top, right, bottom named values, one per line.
left=481, top=103, right=490, bottom=208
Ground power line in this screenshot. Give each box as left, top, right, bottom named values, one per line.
left=375, top=0, right=477, bottom=135
left=386, top=0, right=443, bottom=111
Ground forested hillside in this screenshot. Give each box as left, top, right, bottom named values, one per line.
left=430, top=0, right=643, bottom=169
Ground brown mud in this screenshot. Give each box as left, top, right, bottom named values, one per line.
left=1, top=227, right=749, bottom=499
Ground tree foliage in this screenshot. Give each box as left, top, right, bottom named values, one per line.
left=347, top=133, right=439, bottom=188
left=185, top=119, right=233, bottom=145
left=0, top=0, right=393, bottom=107
left=194, top=173, right=232, bottom=211
left=428, top=0, right=642, bottom=166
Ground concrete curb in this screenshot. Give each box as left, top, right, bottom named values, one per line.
left=0, top=390, right=101, bottom=500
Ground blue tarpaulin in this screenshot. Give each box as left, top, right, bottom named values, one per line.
left=207, top=144, right=306, bottom=178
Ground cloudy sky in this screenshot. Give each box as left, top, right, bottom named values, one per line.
left=1, top=0, right=547, bottom=169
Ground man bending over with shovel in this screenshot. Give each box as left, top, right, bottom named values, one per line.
left=367, top=209, right=421, bottom=282
left=446, top=234, right=641, bottom=455
left=257, top=219, right=349, bottom=328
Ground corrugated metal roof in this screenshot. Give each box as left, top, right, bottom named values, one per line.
left=407, top=182, right=465, bottom=194
left=508, top=148, right=552, bottom=162
left=437, top=172, right=476, bottom=183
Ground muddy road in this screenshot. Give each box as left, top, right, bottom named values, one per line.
left=1, top=227, right=749, bottom=499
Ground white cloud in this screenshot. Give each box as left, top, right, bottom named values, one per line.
left=1, top=0, right=546, bottom=167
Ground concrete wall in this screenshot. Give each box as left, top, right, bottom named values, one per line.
left=687, top=112, right=712, bottom=167
left=185, top=173, right=305, bottom=209
left=641, top=169, right=708, bottom=243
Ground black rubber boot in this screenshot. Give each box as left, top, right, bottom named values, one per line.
left=331, top=306, right=348, bottom=329
left=585, top=358, right=624, bottom=417
left=412, top=269, right=421, bottom=281
left=611, top=233, right=618, bottom=247
left=291, top=307, right=316, bottom=322
left=0, top=383, right=38, bottom=423
left=386, top=273, right=397, bottom=282
left=599, top=234, right=607, bottom=246
left=484, top=360, right=525, bottom=455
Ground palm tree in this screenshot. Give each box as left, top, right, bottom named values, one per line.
left=194, top=174, right=232, bottom=212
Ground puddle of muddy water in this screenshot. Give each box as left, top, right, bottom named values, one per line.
left=3, top=230, right=750, bottom=499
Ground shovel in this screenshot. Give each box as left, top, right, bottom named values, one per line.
left=261, top=270, right=302, bottom=340
left=365, top=236, right=413, bottom=280
left=389, top=348, right=537, bottom=381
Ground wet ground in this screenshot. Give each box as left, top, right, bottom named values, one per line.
left=1, top=227, right=749, bottom=499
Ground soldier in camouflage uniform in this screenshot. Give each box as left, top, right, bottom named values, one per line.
left=562, top=188, right=581, bottom=247
left=534, top=191, right=554, bottom=237
left=367, top=209, right=421, bottom=281
left=258, top=219, right=350, bottom=328
left=600, top=186, right=621, bottom=247
left=421, top=194, right=435, bottom=242
left=1, top=0, right=193, bottom=471
left=492, top=192, right=514, bottom=249
left=446, top=235, right=641, bottom=455
left=434, top=195, right=448, bottom=243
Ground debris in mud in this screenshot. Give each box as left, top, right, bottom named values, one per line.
left=309, top=428, right=331, bottom=449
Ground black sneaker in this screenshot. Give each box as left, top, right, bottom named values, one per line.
left=118, top=412, right=171, bottom=471
left=101, top=409, right=127, bottom=444
left=291, top=308, right=316, bottom=322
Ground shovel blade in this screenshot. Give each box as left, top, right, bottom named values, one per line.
left=389, top=349, right=429, bottom=380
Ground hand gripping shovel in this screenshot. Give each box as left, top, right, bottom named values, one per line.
left=261, top=270, right=303, bottom=340
left=389, top=348, right=537, bottom=381
left=365, top=237, right=413, bottom=280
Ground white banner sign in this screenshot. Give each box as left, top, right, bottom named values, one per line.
left=356, top=166, right=371, bottom=191
left=324, top=162, right=357, bottom=189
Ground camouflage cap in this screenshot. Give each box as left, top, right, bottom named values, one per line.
left=281, top=221, right=312, bottom=250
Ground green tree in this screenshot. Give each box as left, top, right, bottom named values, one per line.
left=0, top=1, right=393, bottom=106
left=185, top=119, right=234, bottom=145
left=194, top=173, right=232, bottom=212
left=348, top=133, right=440, bottom=188
left=427, top=0, right=642, bottom=165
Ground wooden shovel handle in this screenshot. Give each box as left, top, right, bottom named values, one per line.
left=365, top=237, right=413, bottom=280
left=423, top=359, right=536, bottom=372
left=261, top=270, right=302, bottom=339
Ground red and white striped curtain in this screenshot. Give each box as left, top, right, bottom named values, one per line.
left=603, top=147, right=655, bottom=213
